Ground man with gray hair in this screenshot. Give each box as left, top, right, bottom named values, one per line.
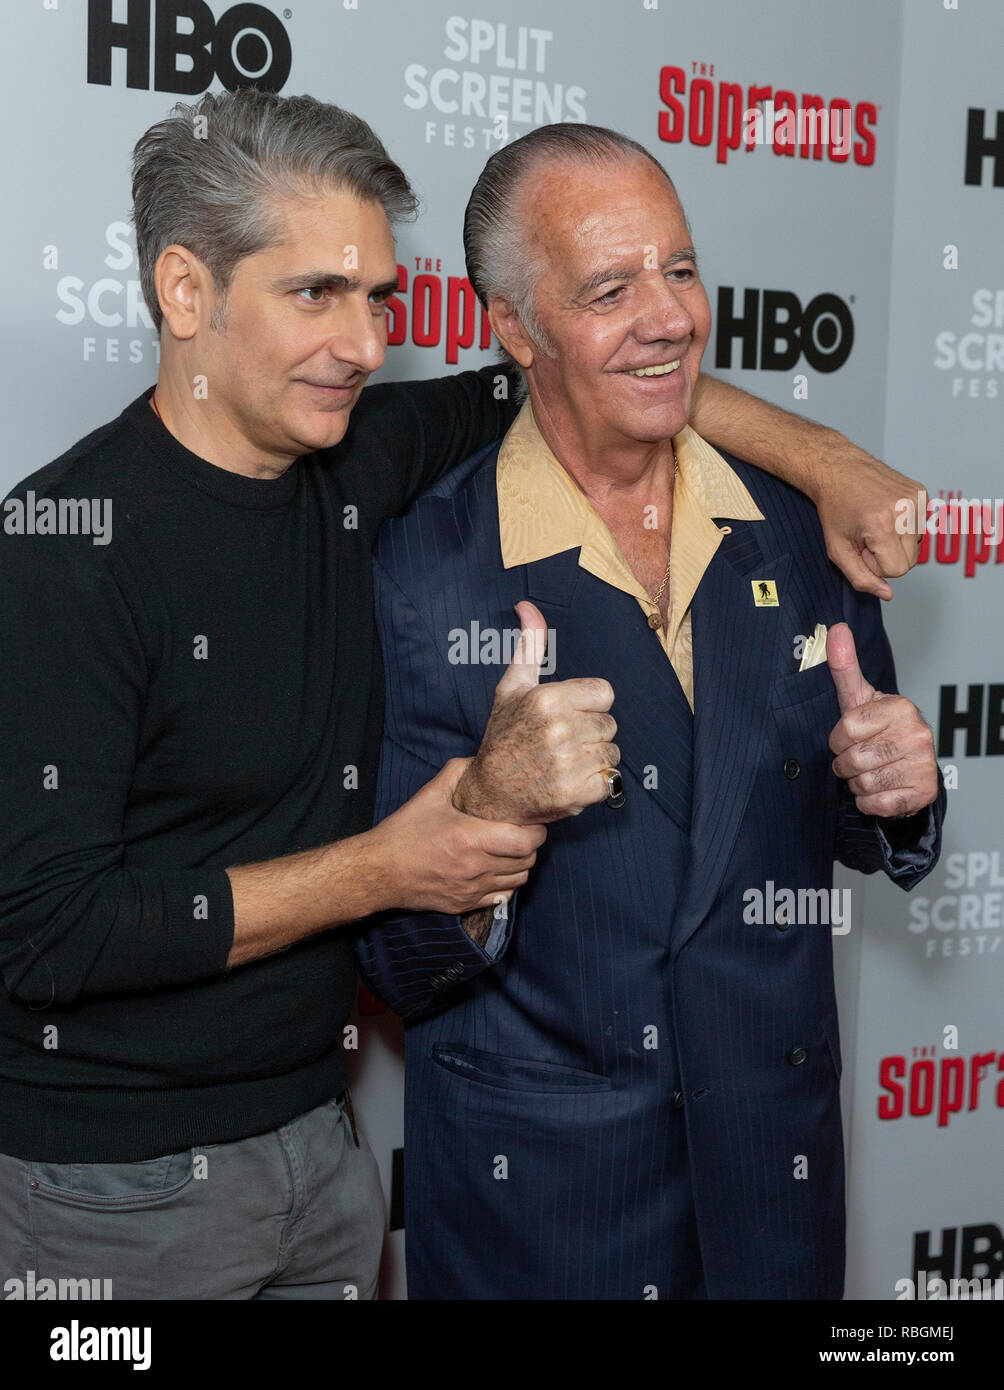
left=356, top=123, right=944, bottom=1299
left=1, top=91, right=929, bottom=1300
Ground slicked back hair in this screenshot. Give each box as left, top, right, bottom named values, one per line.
left=132, top=88, right=417, bottom=333
left=464, top=122, right=678, bottom=375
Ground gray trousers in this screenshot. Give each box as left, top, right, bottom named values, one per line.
left=0, top=1092, right=385, bottom=1300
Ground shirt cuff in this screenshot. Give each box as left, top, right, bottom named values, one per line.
left=875, top=802, right=939, bottom=879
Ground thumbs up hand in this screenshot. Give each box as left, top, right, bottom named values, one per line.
left=453, top=601, right=620, bottom=824
left=827, top=622, right=939, bottom=818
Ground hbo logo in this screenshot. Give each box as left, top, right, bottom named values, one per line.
left=87, top=0, right=292, bottom=94
left=715, top=286, right=855, bottom=374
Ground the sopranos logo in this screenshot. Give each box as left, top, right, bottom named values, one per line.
left=87, top=0, right=291, bottom=94
left=388, top=257, right=493, bottom=365
left=714, top=287, right=854, bottom=374
left=913, top=492, right=1004, bottom=575
left=878, top=1044, right=1003, bottom=1126
left=404, top=16, right=587, bottom=152
left=658, top=61, right=878, bottom=166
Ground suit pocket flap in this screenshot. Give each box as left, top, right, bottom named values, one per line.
left=431, top=1043, right=611, bottom=1093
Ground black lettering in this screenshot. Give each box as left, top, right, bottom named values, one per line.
left=714, top=287, right=759, bottom=370
left=87, top=0, right=150, bottom=89
left=937, top=684, right=984, bottom=759
left=958, top=1224, right=1004, bottom=1282
left=964, top=108, right=1004, bottom=188
left=912, top=1227, right=957, bottom=1286
left=760, top=290, right=802, bottom=371
left=985, top=684, right=1004, bottom=756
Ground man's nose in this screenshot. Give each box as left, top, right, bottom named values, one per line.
left=328, top=295, right=387, bottom=375
left=636, top=275, right=695, bottom=341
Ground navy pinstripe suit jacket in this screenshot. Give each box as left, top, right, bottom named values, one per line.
left=355, top=440, right=946, bottom=1300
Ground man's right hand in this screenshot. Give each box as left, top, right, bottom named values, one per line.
left=369, top=756, right=546, bottom=916
left=453, top=601, right=620, bottom=825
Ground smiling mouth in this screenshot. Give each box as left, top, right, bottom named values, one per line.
left=623, top=359, right=682, bottom=378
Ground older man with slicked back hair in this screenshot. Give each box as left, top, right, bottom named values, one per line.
left=357, top=123, right=945, bottom=1300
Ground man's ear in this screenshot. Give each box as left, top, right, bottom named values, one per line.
left=155, top=244, right=215, bottom=341
left=488, top=296, right=535, bottom=371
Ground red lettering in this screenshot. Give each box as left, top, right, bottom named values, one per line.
left=909, top=1058, right=935, bottom=1116
left=658, top=72, right=875, bottom=168
left=970, top=1051, right=996, bottom=1109
left=412, top=274, right=442, bottom=348
left=878, top=1055, right=906, bottom=1119
left=745, top=84, right=772, bottom=150
left=938, top=1057, right=966, bottom=1126
left=689, top=78, right=714, bottom=146
left=855, top=101, right=878, bottom=167
left=446, top=276, right=476, bottom=365
left=966, top=509, right=993, bottom=576
left=773, top=90, right=797, bottom=157
left=658, top=66, right=686, bottom=143
left=799, top=93, right=826, bottom=160
left=716, top=81, right=743, bottom=164
left=386, top=264, right=408, bottom=346
left=936, top=501, right=963, bottom=564
left=829, top=98, right=852, bottom=163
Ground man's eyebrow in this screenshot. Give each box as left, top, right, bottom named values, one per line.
left=270, top=271, right=400, bottom=297
left=271, top=271, right=358, bottom=292
left=572, top=246, right=699, bottom=302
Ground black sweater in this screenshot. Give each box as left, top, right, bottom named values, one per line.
left=0, top=369, right=514, bottom=1161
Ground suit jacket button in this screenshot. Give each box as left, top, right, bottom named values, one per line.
left=671, top=1090, right=684, bottom=1110
left=788, top=1046, right=809, bottom=1066
left=784, top=758, right=801, bottom=780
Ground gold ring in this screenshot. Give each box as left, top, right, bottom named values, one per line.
left=600, top=767, right=625, bottom=809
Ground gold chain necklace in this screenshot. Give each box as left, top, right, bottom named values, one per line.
left=646, top=448, right=676, bottom=630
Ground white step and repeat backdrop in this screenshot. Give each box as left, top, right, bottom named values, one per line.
left=2, top=0, right=999, bottom=1300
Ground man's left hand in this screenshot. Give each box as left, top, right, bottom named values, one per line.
left=827, top=622, right=939, bottom=819
left=814, top=444, right=926, bottom=602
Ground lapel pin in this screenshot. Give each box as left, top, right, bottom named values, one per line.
left=752, top=579, right=779, bottom=607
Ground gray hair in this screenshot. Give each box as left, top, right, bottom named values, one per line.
left=464, top=123, right=679, bottom=383
left=132, top=89, right=417, bottom=333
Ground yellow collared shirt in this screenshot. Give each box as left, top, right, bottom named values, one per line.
left=497, top=403, right=764, bottom=710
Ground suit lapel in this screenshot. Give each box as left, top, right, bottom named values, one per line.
left=671, top=524, right=792, bottom=954
left=525, top=550, right=694, bottom=833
